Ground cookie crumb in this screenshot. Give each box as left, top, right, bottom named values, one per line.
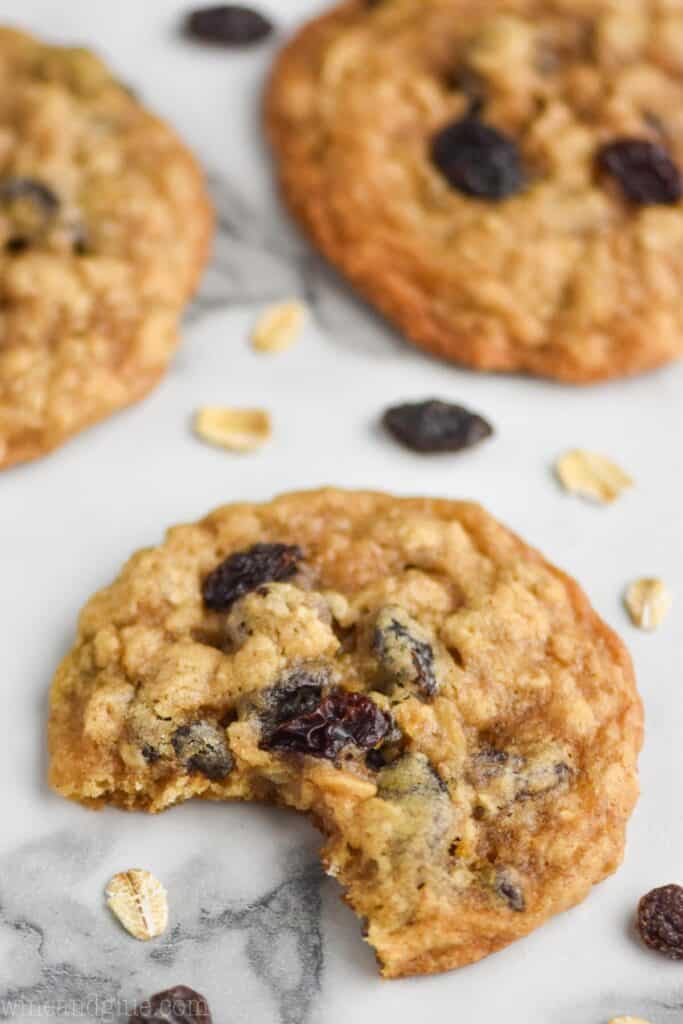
left=555, top=449, right=633, bottom=503
left=194, top=407, right=271, bottom=452
left=625, top=578, right=672, bottom=631
left=251, top=300, right=306, bottom=353
left=106, top=869, right=168, bottom=941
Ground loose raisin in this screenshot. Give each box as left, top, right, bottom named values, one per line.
left=383, top=400, right=493, bottom=454
left=431, top=114, right=524, bottom=199
left=373, top=606, right=438, bottom=697
left=637, top=885, right=683, bottom=958
left=185, top=5, right=274, bottom=45
left=172, top=721, right=234, bottom=780
left=130, top=985, right=212, bottom=1023
left=263, top=688, right=390, bottom=760
left=597, top=139, right=682, bottom=205
left=202, top=542, right=302, bottom=611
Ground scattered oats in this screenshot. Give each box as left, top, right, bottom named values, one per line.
left=625, top=578, right=672, bottom=631
left=194, top=407, right=271, bottom=452
left=106, top=869, right=168, bottom=941
left=251, top=300, right=306, bottom=353
left=555, top=449, right=633, bottom=504
left=609, top=1018, right=653, bottom=1024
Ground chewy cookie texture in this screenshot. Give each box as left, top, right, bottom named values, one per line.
left=48, top=489, right=642, bottom=978
left=0, top=28, right=212, bottom=469
left=267, top=0, right=683, bottom=383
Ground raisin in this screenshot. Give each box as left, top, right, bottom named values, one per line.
left=171, top=721, right=234, bottom=780
left=202, top=542, right=302, bottom=611
left=495, top=869, right=526, bottom=913
left=185, top=5, right=274, bottom=45
left=383, top=400, right=493, bottom=454
left=0, top=178, right=60, bottom=251
left=373, top=606, right=438, bottom=697
left=5, top=237, right=29, bottom=254
left=271, top=674, right=325, bottom=723
left=130, top=985, right=212, bottom=1023
left=431, top=114, right=524, bottom=199
left=471, top=744, right=571, bottom=808
left=141, top=744, right=160, bottom=764
left=263, top=688, right=390, bottom=760
left=637, top=885, right=683, bottom=958
left=0, top=177, right=60, bottom=213
left=365, top=747, right=389, bottom=771
left=377, top=753, right=448, bottom=800
left=597, top=139, right=682, bottom=205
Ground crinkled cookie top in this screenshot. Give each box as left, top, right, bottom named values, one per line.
left=267, top=0, right=683, bottom=382
left=0, top=28, right=212, bottom=468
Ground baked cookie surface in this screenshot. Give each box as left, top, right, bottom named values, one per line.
left=267, top=0, right=683, bottom=383
left=49, top=488, right=642, bottom=977
left=0, top=28, right=212, bottom=469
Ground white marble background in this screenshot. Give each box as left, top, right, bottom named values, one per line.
left=1, top=1, right=683, bottom=1021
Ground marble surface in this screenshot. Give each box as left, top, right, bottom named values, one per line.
left=2, top=2, right=683, bottom=1021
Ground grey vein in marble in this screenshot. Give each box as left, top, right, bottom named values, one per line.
left=0, top=827, right=324, bottom=1023
left=187, top=171, right=406, bottom=361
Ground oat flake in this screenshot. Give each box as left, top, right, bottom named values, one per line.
left=194, top=407, right=271, bottom=452
left=106, top=869, right=168, bottom=941
left=555, top=449, right=633, bottom=503
left=624, top=578, right=672, bottom=631
left=251, top=300, right=306, bottom=353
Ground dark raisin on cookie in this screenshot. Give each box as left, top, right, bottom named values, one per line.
left=0, top=177, right=60, bottom=213
left=383, top=400, right=493, bottom=454
left=637, top=885, right=683, bottom=958
left=130, top=985, right=212, bottom=1023
left=377, top=753, right=448, bottom=800
left=257, top=666, right=330, bottom=732
left=171, top=721, right=234, bottom=780
left=5, top=237, right=30, bottom=254
left=473, top=746, right=524, bottom=779
left=430, top=113, right=525, bottom=199
left=365, top=747, right=389, bottom=771
left=273, top=684, right=323, bottom=722
left=0, top=178, right=60, bottom=251
left=471, top=744, right=571, bottom=807
left=185, top=5, right=274, bottom=45
left=263, top=688, right=390, bottom=760
left=597, top=139, right=683, bottom=205
left=373, top=607, right=438, bottom=697
left=202, top=542, right=302, bottom=611
left=494, top=869, right=526, bottom=913
left=141, top=744, right=160, bottom=765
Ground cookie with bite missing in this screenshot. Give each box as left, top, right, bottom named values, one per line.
left=266, top=0, right=683, bottom=383
left=48, top=488, right=642, bottom=977
left=0, top=28, right=212, bottom=469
